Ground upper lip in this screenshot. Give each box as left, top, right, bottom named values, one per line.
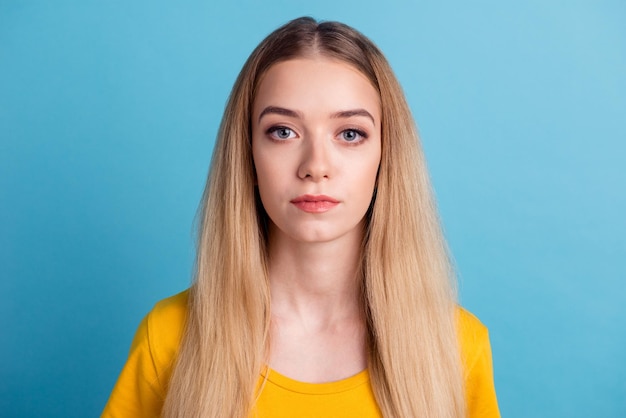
left=290, top=194, right=339, bottom=203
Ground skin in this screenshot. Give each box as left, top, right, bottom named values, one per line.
left=252, top=56, right=382, bottom=382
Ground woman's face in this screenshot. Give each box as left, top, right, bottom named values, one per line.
left=252, top=56, right=382, bottom=245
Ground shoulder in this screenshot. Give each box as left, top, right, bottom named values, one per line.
left=455, top=307, right=490, bottom=375
left=123, top=289, right=190, bottom=382
left=136, top=289, right=189, bottom=368
left=102, top=290, right=190, bottom=417
left=455, top=307, right=501, bottom=417
left=456, top=307, right=489, bottom=348
left=147, top=288, right=189, bottom=329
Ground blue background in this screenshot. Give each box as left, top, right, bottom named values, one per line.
left=1, top=1, right=624, bottom=417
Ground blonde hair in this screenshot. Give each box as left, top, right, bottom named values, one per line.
left=163, top=17, right=464, bottom=418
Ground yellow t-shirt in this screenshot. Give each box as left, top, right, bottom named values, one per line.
left=102, top=290, right=500, bottom=417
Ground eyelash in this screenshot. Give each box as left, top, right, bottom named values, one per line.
left=265, top=126, right=369, bottom=144
left=341, top=128, right=368, bottom=144
left=266, top=126, right=296, bottom=141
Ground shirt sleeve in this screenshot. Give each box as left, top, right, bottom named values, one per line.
left=458, top=309, right=501, bottom=418
left=101, top=312, right=166, bottom=418
left=101, top=291, right=188, bottom=418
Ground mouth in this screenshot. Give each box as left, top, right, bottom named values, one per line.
left=290, top=194, right=340, bottom=213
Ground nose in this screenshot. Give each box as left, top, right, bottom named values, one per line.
left=297, top=135, right=333, bottom=181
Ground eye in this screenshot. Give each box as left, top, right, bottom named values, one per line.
left=340, top=129, right=367, bottom=143
left=267, top=126, right=296, bottom=140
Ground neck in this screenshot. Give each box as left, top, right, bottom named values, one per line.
left=267, top=225, right=364, bottom=325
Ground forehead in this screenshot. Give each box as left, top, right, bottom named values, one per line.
left=253, top=57, right=381, bottom=120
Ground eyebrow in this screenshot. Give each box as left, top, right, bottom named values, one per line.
left=258, top=106, right=376, bottom=125
left=330, top=109, right=375, bottom=125
left=258, top=106, right=303, bottom=123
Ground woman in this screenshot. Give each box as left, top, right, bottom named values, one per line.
left=103, top=17, right=499, bottom=418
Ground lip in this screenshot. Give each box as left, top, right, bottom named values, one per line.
left=290, top=194, right=340, bottom=213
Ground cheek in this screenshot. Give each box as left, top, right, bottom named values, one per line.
left=349, top=157, right=380, bottom=204
left=254, top=158, right=287, bottom=210
left=255, top=159, right=281, bottom=188
left=361, top=150, right=381, bottom=184
left=252, top=146, right=272, bottom=185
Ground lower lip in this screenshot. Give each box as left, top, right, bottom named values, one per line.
left=291, top=201, right=339, bottom=213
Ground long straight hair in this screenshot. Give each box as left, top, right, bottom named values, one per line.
left=163, top=17, right=465, bottom=418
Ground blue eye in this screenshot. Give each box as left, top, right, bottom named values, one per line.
left=341, top=129, right=366, bottom=142
left=267, top=126, right=295, bottom=140
left=276, top=128, right=292, bottom=139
